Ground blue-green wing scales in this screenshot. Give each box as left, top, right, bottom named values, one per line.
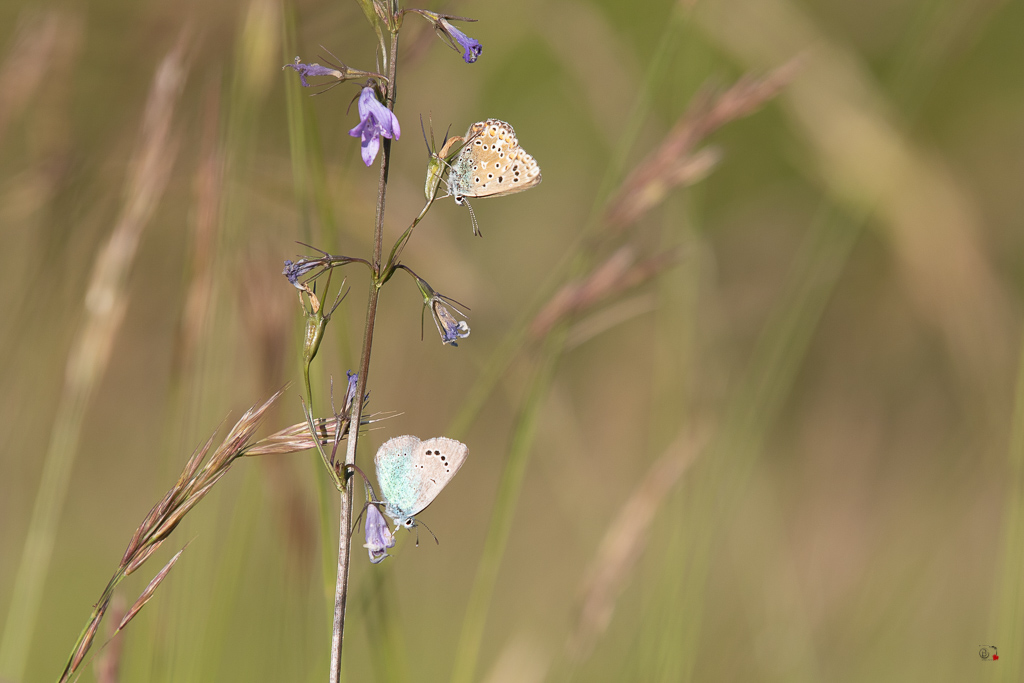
left=374, top=435, right=422, bottom=520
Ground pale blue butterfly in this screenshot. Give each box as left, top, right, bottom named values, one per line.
left=374, top=435, right=469, bottom=531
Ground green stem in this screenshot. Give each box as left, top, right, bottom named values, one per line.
left=382, top=197, right=435, bottom=283
left=302, top=282, right=343, bottom=490
left=329, top=28, right=399, bottom=683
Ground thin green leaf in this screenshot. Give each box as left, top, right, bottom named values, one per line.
left=353, top=0, right=386, bottom=70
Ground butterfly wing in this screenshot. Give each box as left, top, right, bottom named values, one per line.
left=448, top=120, right=542, bottom=200
left=406, top=437, right=469, bottom=517
left=374, top=435, right=422, bottom=520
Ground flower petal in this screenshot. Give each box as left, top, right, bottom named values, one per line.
left=364, top=505, right=396, bottom=564
left=361, top=131, right=381, bottom=166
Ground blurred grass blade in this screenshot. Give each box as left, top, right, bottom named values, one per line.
left=451, top=334, right=563, bottom=683
left=530, top=248, right=681, bottom=340
left=447, top=4, right=689, bottom=441
left=360, top=564, right=409, bottom=683
left=646, top=206, right=862, bottom=682
left=695, top=0, right=1011, bottom=386
left=604, top=58, right=799, bottom=231
left=281, top=7, right=314, bottom=244
left=352, top=0, right=386, bottom=70
left=567, top=429, right=705, bottom=661
left=0, top=8, right=63, bottom=145
left=990, top=336, right=1024, bottom=683
left=482, top=636, right=548, bottom=683
left=450, top=8, right=700, bottom=680
left=0, top=36, right=189, bottom=681
left=92, top=596, right=125, bottom=683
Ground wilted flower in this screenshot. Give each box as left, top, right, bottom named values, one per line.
left=438, top=17, right=482, bottom=63
left=349, top=87, right=401, bottom=167
left=430, top=295, right=470, bottom=346
left=364, top=504, right=395, bottom=564
left=344, top=370, right=360, bottom=409
left=282, top=57, right=343, bottom=87
left=283, top=259, right=319, bottom=289
left=402, top=266, right=472, bottom=346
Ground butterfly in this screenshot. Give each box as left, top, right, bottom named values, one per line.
left=374, top=435, right=469, bottom=531
left=431, top=119, right=541, bottom=235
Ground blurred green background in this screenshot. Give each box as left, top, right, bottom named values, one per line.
left=2, top=0, right=1023, bottom=681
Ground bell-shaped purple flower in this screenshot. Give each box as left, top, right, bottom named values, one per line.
left=364, top=504, right=396, bottom=564
left=439, top=18, right=482, bottom=63
left=348, top=87, right=401, bottom=167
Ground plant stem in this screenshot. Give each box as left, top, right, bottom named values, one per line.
left=329, top=28, right=399, bottom=683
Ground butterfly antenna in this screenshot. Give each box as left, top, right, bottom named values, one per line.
left=463, top=198, right=482, bottom=237
left=418, top=519, right=440, bottom=545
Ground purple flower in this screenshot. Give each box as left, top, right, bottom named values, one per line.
left=364, top=504, right=396, bottom=564
left=439, top=18, right=482, bottom=63
left=430, top=295, right=470, bottom=346
left=348, top=87, right=401, bottom=167
left=283, top=259, right=318, bottom=289
left=344, top=371, right=358, bottom=412
left=283, top=57, right=342, bottom=87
